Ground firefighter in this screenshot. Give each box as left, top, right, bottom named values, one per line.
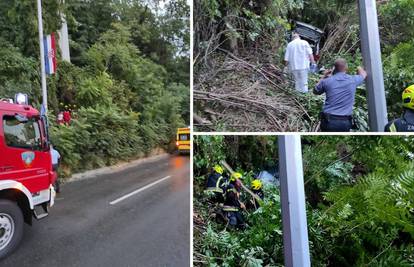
left=205, top=165, right=227, bottom=202
left=385, top=85, right=414, bottom=132
left=63, top=108, right=71, bottom=125
left=225, top=172, right=242, bottom=193
left=246, top=179, right=264, bottom=210
left=284, top=32, right=316, bottom=93
left=313, top=58, right=367, bottom=132
left=223, top=173, right=246, bottom=229
left=251, top=179, right=264, bottom=199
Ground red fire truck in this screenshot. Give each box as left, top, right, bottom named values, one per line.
left=0, top=95, right=56, bottom=258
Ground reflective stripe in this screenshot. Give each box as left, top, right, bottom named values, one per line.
left=226, top=187, right=237, bottom=193
left=389, top=122, right=397, bottom=132
left=205, top=175, right=224, bottom=194
left=205, top=187, right=223, bottom=193
left=216, top=176, right=223, bottom=188
left=223, top=206, right=239, bottom=212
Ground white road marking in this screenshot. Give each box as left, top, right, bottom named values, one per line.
left=109, top=175, right=171, bottom=205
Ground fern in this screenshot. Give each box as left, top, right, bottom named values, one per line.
left=314, top=165, right=414, bottom=265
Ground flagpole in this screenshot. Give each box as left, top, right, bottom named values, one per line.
left=37, top=0, right=48, bottom=111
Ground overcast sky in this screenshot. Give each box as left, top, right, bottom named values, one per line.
left=150, top=0, right=191, bottom=12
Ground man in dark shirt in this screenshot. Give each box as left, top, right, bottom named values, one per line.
left=313, top=58, right=367, bottom=132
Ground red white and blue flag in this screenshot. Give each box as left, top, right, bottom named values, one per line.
left=44, top=33, right=57, bottom=75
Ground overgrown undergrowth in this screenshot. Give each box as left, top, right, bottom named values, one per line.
left=194, top=50, right=369, bottom=132
left=194, top=136, right=414, bottom=266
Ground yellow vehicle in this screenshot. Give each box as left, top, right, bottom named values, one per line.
left=176, top=127, right=190, bottom=154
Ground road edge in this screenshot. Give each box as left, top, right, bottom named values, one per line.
left=66, top=152, right=171, bottom=183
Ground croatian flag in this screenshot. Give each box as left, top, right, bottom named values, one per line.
left=44, top=33, right=57, bottom=75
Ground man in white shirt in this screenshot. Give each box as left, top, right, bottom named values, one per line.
left=50, top=144, right=61, bottom=193
left=50, top=145, right=61, bottom=169
left=284, top=32, right=316, bottom=93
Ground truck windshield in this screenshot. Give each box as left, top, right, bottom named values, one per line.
left=3, top=116, right=42, bottom=150
left=179, top=134, right=190, bottom=141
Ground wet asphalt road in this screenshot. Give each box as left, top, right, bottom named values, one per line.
left=1, top=154, right=190, bottom=267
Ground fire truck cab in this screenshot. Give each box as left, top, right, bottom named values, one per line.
left=0, top=96, right=56, bottom=258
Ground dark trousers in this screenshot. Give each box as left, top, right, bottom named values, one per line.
left=227, top=211, right=245, bottom=229
left=52, top=164, right=60, bottom=193
left=210, top=192, right=224, bottom=203
left=320, top=117, right=352, bottom=132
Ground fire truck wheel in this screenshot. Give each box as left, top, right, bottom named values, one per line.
left=0, top=200, right=24, bottom=259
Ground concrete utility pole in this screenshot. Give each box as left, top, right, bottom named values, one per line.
left=37, top=0, right=48, bottom=111
left=59, top=0, right=70, bottom=62
left=278, top=135, right=310, bottom=267
left=358, top=0, right=388, bottom=131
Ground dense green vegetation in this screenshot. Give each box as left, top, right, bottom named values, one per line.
left=194, top=0, right=413, bottom=131
left=194, top=135, right=414, bottom=266
left=0, top=0, right=189, bottom=176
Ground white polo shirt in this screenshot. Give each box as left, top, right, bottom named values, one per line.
left=50, top=148, right=61, bottom=165
left=284, top=38, right=313, bottom=71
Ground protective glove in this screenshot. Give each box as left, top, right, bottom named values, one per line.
left=283, top=66, right=289, bottom=74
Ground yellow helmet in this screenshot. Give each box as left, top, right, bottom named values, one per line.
left=402, top=85, right=414, bottom=110
left=251, top=179, right=262, bottom=190
left=230, top=172, right=242, bottom=182
left=213, top=165, right=223, bottom=174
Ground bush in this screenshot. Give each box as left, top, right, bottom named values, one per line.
left=50, top=105, right=145, bottom=177
left=383, top=41, right=414, bottom=118
left=195, top=181, right=284, bottom=267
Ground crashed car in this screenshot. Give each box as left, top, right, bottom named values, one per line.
left=291, top=21, right=324, bottom=61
